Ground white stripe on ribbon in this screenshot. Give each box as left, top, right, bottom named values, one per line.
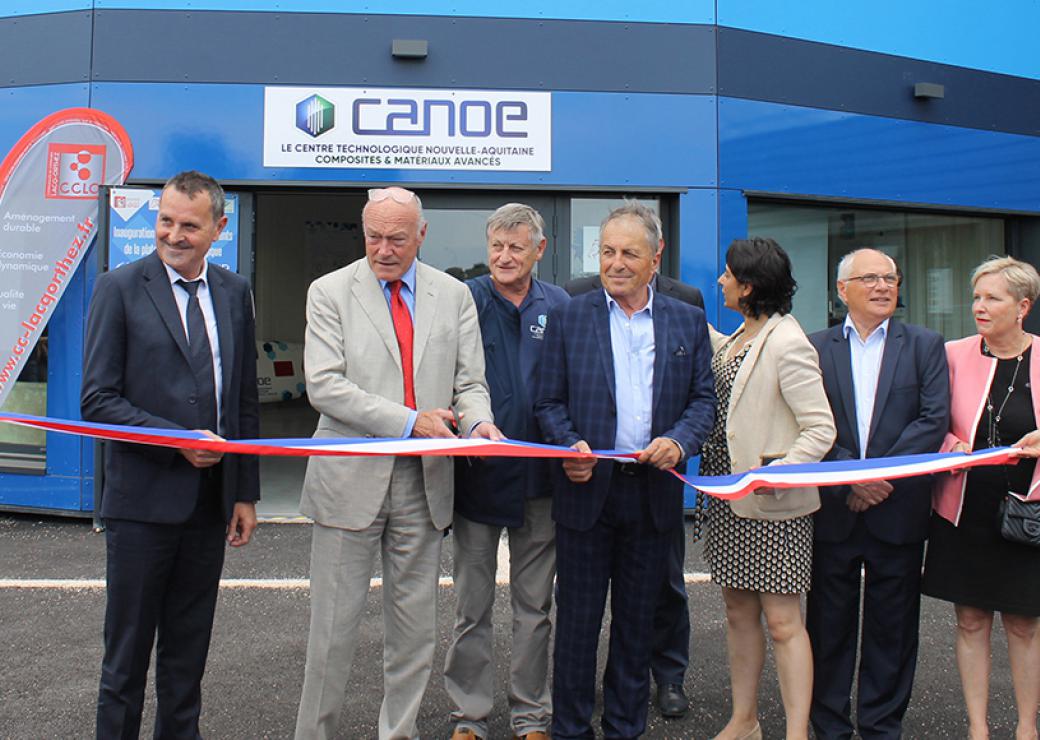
left=677, top=447, right=1016, bottom=499
left=0, top=412, right=1018, bottom=501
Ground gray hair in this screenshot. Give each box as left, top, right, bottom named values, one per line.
left=601, top=200, right=662, bottom=255
left=486, top=203, right=545, bottom=246
left=163, top=170, right=225, bottom=223
left=836, top=248, right=896, bottom=282
left=972, top=255, right=1040, bottom=303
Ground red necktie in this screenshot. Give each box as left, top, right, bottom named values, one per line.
left=389, top=280, right=416, bottom=410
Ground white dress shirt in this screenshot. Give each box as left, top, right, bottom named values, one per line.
left=843, top=315, right=888, bottom=458
left=164, top=260, right=223, bottom=428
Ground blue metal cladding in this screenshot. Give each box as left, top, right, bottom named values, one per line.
left=676, top=188, right=719, bottom=327
left=90, top=83, right=719, bottom=189
left=715, top=188, right=750, bottom=336
left=0, top=1, right=90, bottom=17
left=0, top=84, right=91, bottom=152
left=717, top=0, right=1040, bottom=82
left=11, top=1, right=1037, bottom=82
left=87, top=0, right=716, bottom=24
left=719, top=97, right=1040, bottom=214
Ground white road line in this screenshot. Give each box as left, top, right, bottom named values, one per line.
left=0, top=573, right=713, bottom=590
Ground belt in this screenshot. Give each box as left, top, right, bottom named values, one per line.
left=613, top=460, right=646, bottom=477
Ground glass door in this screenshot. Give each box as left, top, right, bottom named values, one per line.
left=560, top=195, right=666, bottom=285
left=416, top=192, right=559, bottom=284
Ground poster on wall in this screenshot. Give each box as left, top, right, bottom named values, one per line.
left=0, top=108, right=133, bottom=409
left=108, top=187, right=239, bottom=273
left=263, top=86, right=551, bottom=172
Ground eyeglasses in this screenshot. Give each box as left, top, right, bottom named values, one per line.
left=845, top=273, right=900, bottom=287
left=368, top=188, right=417, bottom=205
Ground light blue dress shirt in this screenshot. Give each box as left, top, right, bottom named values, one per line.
left=843, top=315, right=889, bottom=458
left=379, top=260, right=418, bottom=436
left=606, top=287, right=655, bottom=452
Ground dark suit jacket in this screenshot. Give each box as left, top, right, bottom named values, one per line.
left=809, top=319, right=949, bottom=544
left=82, top=251, right=260, bottom=525
left=534, top=289, right=716, bottom=532
left=564, top=273, right=704, bottom=310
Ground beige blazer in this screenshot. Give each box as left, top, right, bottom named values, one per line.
left=300, top=258, right=492, bottom=530
left=712, top=313, right=836, bottom=520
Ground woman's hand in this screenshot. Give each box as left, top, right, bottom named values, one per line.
left=1012, top=430, right=1040, bottom=458
left=950, top=439, right=972, bottom=454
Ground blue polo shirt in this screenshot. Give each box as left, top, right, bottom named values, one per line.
left=455, top=275, right=570, bottom=527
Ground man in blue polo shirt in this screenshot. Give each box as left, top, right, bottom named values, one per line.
left=444, top=203, right=569, bottom=740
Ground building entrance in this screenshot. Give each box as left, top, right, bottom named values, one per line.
left=251, top=189, right=665, bottom=516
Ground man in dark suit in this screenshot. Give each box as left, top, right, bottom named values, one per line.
left=536, top=202, right=715, bottom=739
left=564, top=267, right=703, bottom=719
left=82, top=171, right=260, bottom=739
left=807, top=248, right=949, bottom=740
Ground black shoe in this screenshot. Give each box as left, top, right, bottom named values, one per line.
left=657, top=683, right=689, bottom=718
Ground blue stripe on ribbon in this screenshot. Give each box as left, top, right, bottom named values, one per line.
left=0, top=411, right=1017, bottom=500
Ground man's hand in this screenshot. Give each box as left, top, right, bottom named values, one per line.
left=1012, top=430, right=1040, bottom=458
left=846, top=492, right=868, bottom=513
left=469, top=421, right=505, bottom=441
left=227, top=502, right=257, bottom=547
left=846, top=480, right=894, bottom=511
left=180, top=429, right=225, bottom=468
left=950, top=439, right=971, bottom=454
left=563, top=440, right=596, bottom=483
left=412, top=408, right=458, bottom=439
left=637, top=437, right=682, bottom=471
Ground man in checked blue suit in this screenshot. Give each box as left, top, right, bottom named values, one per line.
left=534, top=201, right=715, bottom=739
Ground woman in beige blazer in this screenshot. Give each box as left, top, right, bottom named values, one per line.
left=703, top=238, right=836, bottom=740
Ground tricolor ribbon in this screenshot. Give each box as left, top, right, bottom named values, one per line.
left=0, top=412, right=1018, bottom=500
left=678, top=447, right=1017, bottom=499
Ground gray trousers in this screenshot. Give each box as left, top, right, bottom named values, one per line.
left=295, top=459, right=440, bottom=740
left=443, top=496, right=556, bottom=737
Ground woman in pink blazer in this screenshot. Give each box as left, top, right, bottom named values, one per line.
left=922, top=256, right=1040, bottom=740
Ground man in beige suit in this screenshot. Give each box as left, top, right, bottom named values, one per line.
left=294, top=186, right=500, bottom=740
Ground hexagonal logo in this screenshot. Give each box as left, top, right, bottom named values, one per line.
left=295, top=94, right=335, bottom=138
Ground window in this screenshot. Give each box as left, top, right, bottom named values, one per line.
left=0, top=331, right=47, bottom=472
left=748, top=202, right=1003, bottom=339
left=569, top=197, right=661, bottom=281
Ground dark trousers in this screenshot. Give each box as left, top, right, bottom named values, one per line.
left=807, top=519, right=924, bottom=740
left=650, top=521, right=689, bottom=686
left=552, top=472, right=670, bottom=740
left=96, top=482, right=226, bottom=740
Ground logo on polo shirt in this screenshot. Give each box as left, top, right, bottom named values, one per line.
left=529, top=313, right=547, bottom=339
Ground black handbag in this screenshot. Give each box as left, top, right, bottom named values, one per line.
left=998, top=495, right=1040, bottom=548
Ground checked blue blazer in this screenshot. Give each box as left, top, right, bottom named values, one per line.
left=534, top=288, right=716, bottom=532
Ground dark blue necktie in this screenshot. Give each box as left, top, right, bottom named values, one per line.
left=177, top=279, right=218, bottom=433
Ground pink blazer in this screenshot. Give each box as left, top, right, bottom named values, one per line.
left=933, top=334, right=1040, bottom=525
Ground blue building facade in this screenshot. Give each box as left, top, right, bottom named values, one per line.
left=1, top=1, right=1038, bottom=513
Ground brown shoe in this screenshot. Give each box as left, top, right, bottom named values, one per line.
left=513, top=733, right=550, bottom=740
left=451, top=729, right=479, bottom=740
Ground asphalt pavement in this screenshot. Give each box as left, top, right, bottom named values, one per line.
left=0, top=513, right=1026, bottom=739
